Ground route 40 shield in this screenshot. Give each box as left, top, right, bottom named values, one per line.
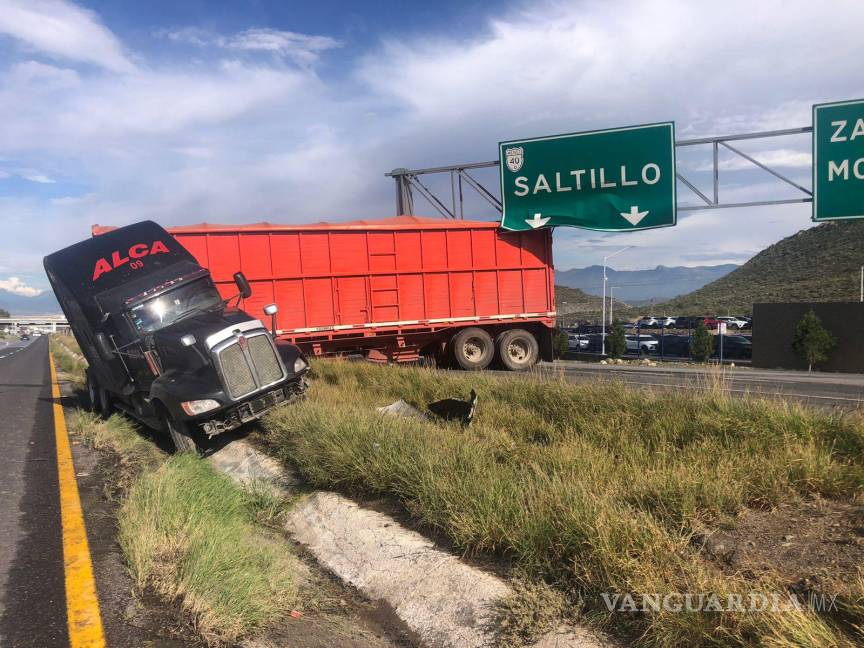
left=499, top=122, right=677, bottom=232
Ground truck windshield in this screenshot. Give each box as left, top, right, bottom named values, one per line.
left=128, top=278, right=223, bottom=333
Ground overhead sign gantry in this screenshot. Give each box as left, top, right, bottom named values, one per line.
left=387, top=98, right=863, bottom=230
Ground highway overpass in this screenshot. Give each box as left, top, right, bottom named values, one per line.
left=0, top=316, right=69, bottom=333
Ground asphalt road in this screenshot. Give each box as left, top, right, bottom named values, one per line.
left=533, top=360, right=864, bottom=408
left=0, top=336, right=68, bottom=646
left=0, top=337, right=200, bottom=647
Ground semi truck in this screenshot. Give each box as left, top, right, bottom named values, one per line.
left=45, top=221, right=310, bottom=453
left=119, top=216, right=557, bottom=371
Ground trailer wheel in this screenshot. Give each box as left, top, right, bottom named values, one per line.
left=497, top=329, right=539, bottom=371
left=451, top=327, right=494, bottom=370
left=165, top=414, right=199, bottom=455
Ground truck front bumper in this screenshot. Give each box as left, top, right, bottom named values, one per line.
left=197, top=377, right=308, bottom=437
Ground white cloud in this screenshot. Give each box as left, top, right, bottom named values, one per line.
left=17, top=169, right=55, bottom=183
left=357, top=0, right=864, bottom=136
left=0, top=61, right=317, bottom=150
left=155, top=26, right=210, bottom=47
left=221, top=28, right=341, bottom=66
left=0, top=0, right=136, bottom=73
left=156, top=26, right=341, bottom=67
left=0, top=276, right=43, bottom=297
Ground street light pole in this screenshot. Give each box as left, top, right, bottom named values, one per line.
left=601, top=247, right=633, bottom=356
left=609, top=286, right=619, bottom=326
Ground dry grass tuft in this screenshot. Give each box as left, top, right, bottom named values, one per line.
left=119, top=454, right=300, bottom=645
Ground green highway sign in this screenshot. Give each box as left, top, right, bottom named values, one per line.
left=813, top=99, right=864, bottom=221
left=499, top=122, right=676, bottom=232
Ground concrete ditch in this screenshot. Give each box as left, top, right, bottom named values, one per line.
left=208, top=439, right=614, bottom=648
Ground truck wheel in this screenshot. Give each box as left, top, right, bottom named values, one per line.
left=166, top=414, right=199, bottom=455
left=97, top=385, right=113, bottom=419
left=497, top=329, right=539, bottom=371
left=451, top=327, right=494, bottom=371
left=86, top=369, right=99, bottom=414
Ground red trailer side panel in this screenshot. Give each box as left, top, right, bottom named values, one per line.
left=161, top=216, right=554, bottom=351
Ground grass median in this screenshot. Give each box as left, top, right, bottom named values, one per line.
left=262, top=359, right=864, bottom=647
left=53, top=335, right=300, bottom=646
left=51, top=334, right=87, bottom=386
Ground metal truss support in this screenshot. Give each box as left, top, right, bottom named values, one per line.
left=386, top=126, right=814, bottom=218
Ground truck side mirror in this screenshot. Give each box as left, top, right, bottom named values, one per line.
left=94, top=332, right=114, bottom=361
left=234, top=272, right=252, bottom=299
left=264, top=303, right=278, bottom=335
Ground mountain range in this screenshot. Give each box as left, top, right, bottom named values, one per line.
left=554, top=264, right=738, bottom=303
left=0, top=289, right=61, bottom=316
left=654, top=220, right=864, bottom=315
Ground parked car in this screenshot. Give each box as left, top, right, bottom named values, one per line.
left=583, top=333, right=605, bottom=353
left=673, top=316, right=696, bottom=329
left=694, top=316, right=720, bottom=330
left=567, top=333, right=589, bottom=350
left=19, top=334, right=30, bottom=341
left=622, top=322, right=638, bottom=330
left=637, top=316, right=658, bottom=328
left=658, top=334, right=692, bottom=357
left=716, top=316, right=749, bottom=330
left=715, top=335, right=752, bottom=359
left=625, top=334, right=658, bottom=354
left=655, top=316, right=676, bottom=328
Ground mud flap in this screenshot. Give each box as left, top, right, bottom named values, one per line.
left=538, top=326, right=554, bottom=362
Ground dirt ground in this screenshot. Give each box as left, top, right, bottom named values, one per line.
left=694, top=495, right=864, bottom=596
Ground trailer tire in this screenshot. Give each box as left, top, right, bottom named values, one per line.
left=497, top=329, right=539, bottom=371
left=165, top=414, right=199, bottom=455
left=451, top=327, right=494, bottom=371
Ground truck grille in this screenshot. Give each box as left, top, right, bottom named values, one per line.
left=247, top=335, right=283, bottom=385
left=216, top=333, right=285, bottom=400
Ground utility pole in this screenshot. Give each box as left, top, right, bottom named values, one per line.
left=602, top=247, right=633, bottom=356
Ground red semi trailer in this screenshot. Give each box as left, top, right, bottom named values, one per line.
left=95, top=216, right=556, bottom=370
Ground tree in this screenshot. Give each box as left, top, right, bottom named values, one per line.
left=689, top=322, right=714, bottom=362
left=607, top=322, right=627, bottom=359
left=552, top=328, right=569, bottom=359
left=792, top=309, right=835, bottom=372
left=0, top=308, right=8, bottom=318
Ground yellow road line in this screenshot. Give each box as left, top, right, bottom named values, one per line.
left=50, top=354, right=106, bottom=648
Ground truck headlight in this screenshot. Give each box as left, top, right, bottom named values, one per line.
left=181, top=399, right=220, bottom=416
left=293, top=357, right=308, bottom=373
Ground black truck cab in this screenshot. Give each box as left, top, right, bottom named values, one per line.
left=44, top=220, right=309, bottom=452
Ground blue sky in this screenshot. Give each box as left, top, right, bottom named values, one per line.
left=0, top=0, right=863, bottom=298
